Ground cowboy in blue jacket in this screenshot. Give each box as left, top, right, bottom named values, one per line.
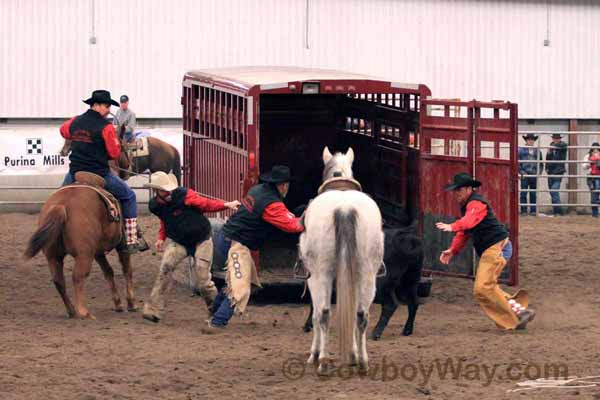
left=518, top=133, right=543, bottom=215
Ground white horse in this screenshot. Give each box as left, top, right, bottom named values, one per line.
left=299, top=147, right=384, bottom=374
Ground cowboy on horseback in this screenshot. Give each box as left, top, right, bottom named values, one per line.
left=202, top=165, right=305, bottom=333
left=141, top=171, right=241, bottom=323
left=59, top=89, right=146, bottom=253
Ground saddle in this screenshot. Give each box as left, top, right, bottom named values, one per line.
left=317, top=177, right=363, bottom=195
left=126, top=137, right=150, bottom=158
left=56, top=172, right=121, bottom=222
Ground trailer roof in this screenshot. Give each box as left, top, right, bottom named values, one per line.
left=184, top=66, right=421, bottom=93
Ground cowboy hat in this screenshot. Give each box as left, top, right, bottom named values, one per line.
left=259, top=165, right=293, bottom=184
left=144, top=171, right=179, bottom=192
left=83, top=90, right=120, bottom=107
left=522, top=133, right=538, bottom=141
left=444, top=172, right=482, bottom=191
left=551, top=133, right=563, bottom=139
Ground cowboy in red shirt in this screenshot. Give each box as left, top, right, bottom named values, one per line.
left=203, top=165, right=305, bottom=333
left=141, top=171, right=240, bottom=323
left=437, top=173, right=535, bottom=330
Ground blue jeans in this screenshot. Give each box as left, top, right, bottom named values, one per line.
left=211, top=290, right=235, bottom=327
left=547, top=177, right=563, bottom=215
left=520, top=177, right=537, bottom=214
left=501, top=240, right=513, bottom=262
left=62, top=172, right=137, bottom=218
left=588, top=177, right=600, bottom=217
left=210, top=230, right=236, bottom=327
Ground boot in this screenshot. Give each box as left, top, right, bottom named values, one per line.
left=516, top=309, right=536, bottom=330
left=118, top=218, right=140, bottom=254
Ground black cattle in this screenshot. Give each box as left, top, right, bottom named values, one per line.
left=302, top=226, right=424, bottom=340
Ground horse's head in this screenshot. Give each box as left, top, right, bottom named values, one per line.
left=109, top=138, right=132, bottom=180
left=322, top=146, right=355, bottom=181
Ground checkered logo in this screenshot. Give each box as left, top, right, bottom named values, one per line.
left=26, top=138, right=43, bottom=155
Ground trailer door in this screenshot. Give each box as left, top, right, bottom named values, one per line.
left=471, top=102, right=519, bottom=285
left=182, top=82, right=250, bottom=218
left=419, top=99, right=475, bottom=279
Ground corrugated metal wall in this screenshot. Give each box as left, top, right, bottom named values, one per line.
left=2, top=0, right=599, bottom=119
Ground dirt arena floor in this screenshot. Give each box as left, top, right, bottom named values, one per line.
left=1, top=213, right=600, bottom=400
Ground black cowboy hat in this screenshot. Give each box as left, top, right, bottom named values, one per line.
left=522, top=133, right=538, bottom=141
left=82, top=90, right=120, bottom=107
left=259, top=165, right=293, bottom=184
left=551, top=133, right=563, bottom=139
left=444, top=172, right=482, bottom=191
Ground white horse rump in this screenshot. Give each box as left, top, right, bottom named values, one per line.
left=299, top=147, right=384, bottom=374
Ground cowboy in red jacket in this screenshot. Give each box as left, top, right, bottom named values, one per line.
left=142, top=171, right=240, bottom=322
left=203, top=165, right=305, bottom=333
left=60, top=90, right=145, bottom=253
left=437, top=173, right=535, bottom=330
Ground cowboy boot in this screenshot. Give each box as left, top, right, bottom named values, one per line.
left=117, top=218, right=140, bottom=254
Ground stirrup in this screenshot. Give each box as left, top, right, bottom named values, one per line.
left=293, top=258, right=311, bottom=280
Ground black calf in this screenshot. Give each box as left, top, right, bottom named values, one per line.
left=302, top=227, right=424, bottom=340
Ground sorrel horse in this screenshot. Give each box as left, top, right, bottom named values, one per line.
left=24, top=144, right=136, bottom=319
left=299, top=147, right=384, bottom=374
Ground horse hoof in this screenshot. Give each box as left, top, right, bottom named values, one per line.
left=350, top=354, right=359, bottom=367
left=114, top=306, right=124, bottom=313
left=79, top=313, right=96, bottom=320
left=307, top=354, right=318, bottom=365
left=370, top=332, right=381, bottom=341
left=317, top=362, right=331, bottom=376
left=303, top=325, right=313, bottom=333
left=128, top=306, right=139, bottom=312
left=358, top=361, right=369, bottom=374
left=402, top=328, right=413, bottom=336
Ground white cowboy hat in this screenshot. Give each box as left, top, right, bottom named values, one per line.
left=143, top=171, right=178, bottom=192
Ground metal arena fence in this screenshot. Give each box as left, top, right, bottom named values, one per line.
left=518, top=130, right=600, bottom=214
left=2, top=131, right=599, bottom=215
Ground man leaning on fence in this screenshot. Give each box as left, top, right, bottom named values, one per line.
left=582, top=142, right=600, bottom=218
left=545, top=133, right=568, bottom=216
left=518, top=133, right=543, bottom=215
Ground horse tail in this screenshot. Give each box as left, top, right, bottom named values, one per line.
left=334, top=207, right=358, bottom=364
left=24, top=205, right=67, bottom=259
left=172, top=147, right=182, bottom=184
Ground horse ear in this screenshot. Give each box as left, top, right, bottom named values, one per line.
left=323, top=147, right=333, bottom=164
left=346, top=147, right=354, bottom=164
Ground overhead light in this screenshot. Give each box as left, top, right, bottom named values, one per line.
left=302, top=83, right=320, bottom=94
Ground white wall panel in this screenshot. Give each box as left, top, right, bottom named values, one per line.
left=1, top=0, right=599, bottom=119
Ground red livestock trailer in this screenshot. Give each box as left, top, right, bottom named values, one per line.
left=181, top=66, right=519, bottom=291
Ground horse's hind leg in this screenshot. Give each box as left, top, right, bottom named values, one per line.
left=95, top=254, right=123, bottom=312
left=356, top=275, right=377, bottom=372
left=118, top=252, right=137, bottom=311
left=47, top=255, right=75, bottom=318
left=306, top=272, right=333, bottom=375
left=72, top=255, right=95, bottom=319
